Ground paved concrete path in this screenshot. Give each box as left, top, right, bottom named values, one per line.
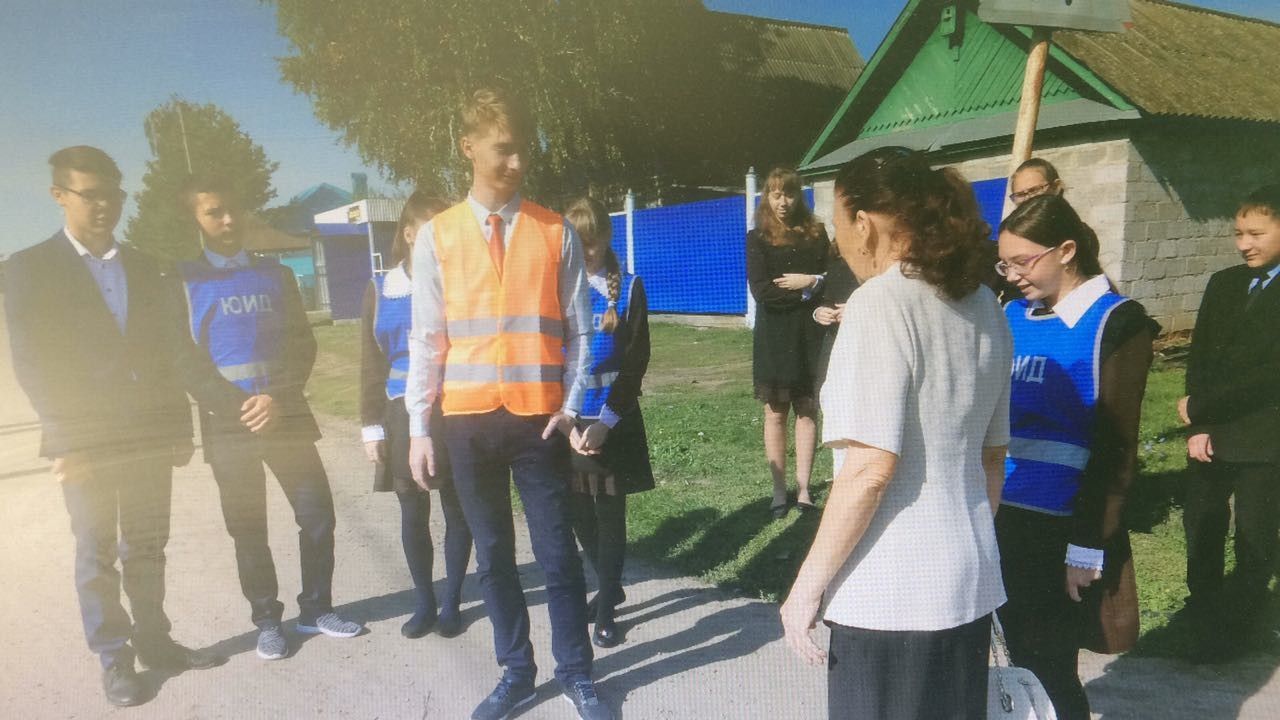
left=2, top=295, right=1279, bottom=719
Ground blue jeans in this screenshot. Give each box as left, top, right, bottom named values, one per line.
left=61, top=448, right=173, bottom=668
left=443, top=409, right=592, bottom=687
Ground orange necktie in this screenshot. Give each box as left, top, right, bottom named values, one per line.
left=486, top=213, right=505, bottom=279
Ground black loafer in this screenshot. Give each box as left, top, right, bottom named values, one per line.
left=587, top=589, right=627, bottom=619
left=137, top=640, right=224, bottom=671
left=401, top=608, right=437, bottom=639
left=103, top=662, right=145, bottom=707
left=592, top=621, right=620, bottom=649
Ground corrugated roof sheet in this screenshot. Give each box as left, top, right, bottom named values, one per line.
left=1054, top=0, right=1280, bottom=123
left=712, top=11, right=865, bottom=88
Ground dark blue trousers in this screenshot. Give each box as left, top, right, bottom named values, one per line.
left=208, top=434, right=337, bottom=628
left=443, top=409, right=592, bottom=687
left=60, top=448, right=173, bottom=669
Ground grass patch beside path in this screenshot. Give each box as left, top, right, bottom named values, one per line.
left=308, top=321, right=1279, bottom=658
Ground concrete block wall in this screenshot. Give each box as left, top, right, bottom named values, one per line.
left=1122, top=122, right=1280, bottom=332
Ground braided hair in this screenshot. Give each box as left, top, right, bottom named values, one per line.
left=564, top=196, right=623, bottom=333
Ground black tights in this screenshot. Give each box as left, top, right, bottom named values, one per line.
left=569, top=491, right=627, bottom=624
left=396, top=484, right=472, bottom=615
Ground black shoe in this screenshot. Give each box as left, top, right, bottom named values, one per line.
left=770, top=501, right=789, bottom=519
left=592, top=620, right=620, bottom=649
left=795, top=500, right=818, bottom=514
left=471, top=673, right=536, bottom=720
left=102, top=661, right=145, bottom=707
left=137, top=639, right=224, bottom=671
left=401, top=606, right=437, bottom=639
left=436, top=608, right=463, bottom=638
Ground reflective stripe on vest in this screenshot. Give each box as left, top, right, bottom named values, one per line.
left=372, top=272, right=413, bottom=399
left=180, top=258, right=286, bottom=395
left=1002, top=292, right=1128, bottom=515
left=432, top=200, right=565, bottom=415
left=581, top=273, right=636, bottom=418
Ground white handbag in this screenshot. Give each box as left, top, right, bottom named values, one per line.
left=988, top=614, right=1058, bottom=720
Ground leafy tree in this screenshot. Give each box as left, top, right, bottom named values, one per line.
left=269, top=0, right=727, bottom=206
left=126, top=98, right=279, bottom=261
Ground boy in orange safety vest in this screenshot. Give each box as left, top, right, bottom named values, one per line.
left=405, top=88, right=611, bottom=720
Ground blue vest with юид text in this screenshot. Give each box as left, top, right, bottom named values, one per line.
left=581, top=273, right=636, bottom=419
left=180, top=258, right=285, bottom=395
left=1003, top=292, right=1127, bottom=515
left=373, top=273, right=412, bottom=400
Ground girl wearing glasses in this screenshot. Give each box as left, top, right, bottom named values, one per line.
left=1009, top=157, right=1065, bottom=206
left=996, top=194, right=1158, bottom=720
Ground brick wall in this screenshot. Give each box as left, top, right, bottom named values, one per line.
left=806, top=121, right=1280, bottom=334
left=1122, top=121, right=1280, bottom=332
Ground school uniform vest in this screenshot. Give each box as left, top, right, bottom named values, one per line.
left=180, top=257, right=285, bottom=395
left=432, top=200, right=565, bottom=416
left=581, top=273, right=637, bottom=419
left=372, top=270, right=413, bottom=400
left=1003, top=292, right=1128, bottom=515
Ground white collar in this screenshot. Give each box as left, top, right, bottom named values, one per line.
left=588, top=271, right=609, bottom=296
left=1034, top=274, right=1111, bottom=329
left=64, top=228, right=118, bottom=260
left=204, top=248, right=251, bottom=269
left=381, top=264, right=413, bottom=298
left=467, top=193, right=521, bottom=228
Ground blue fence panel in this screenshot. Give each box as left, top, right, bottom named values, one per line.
left=628, top=196, right=749, bottom=315
left=971, top=177, right=1009, bottom=241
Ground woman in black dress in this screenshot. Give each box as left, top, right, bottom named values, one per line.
left=359, top=191, right=473, bottom=639
left=747, top=167, right=829, bottom=518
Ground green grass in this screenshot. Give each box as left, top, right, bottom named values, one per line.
left=308, top=321, right=1278, bottom=657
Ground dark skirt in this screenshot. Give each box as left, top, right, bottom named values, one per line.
left=753, top=303, right=824, bottom=404
left=826, top=614, right=991, bottom=720
left=568, top=408, right=654, bottom=495
left=374, top=399, right=451, bottom=494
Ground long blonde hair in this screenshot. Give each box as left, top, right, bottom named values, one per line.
left=565, top=196, right=622, bottom=333
left=754, top=167, right=824, bottom=248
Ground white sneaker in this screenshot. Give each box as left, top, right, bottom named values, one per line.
left=296, top=612, right=362, bottom=638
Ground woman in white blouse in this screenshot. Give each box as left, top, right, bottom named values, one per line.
left=781, top=148, right=1012, bottom=720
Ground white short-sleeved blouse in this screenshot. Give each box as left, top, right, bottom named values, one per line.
left=820, top=263, right=1012, bottom=631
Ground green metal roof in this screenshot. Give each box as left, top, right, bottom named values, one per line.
left=801, top=0, right=1280, bottom=169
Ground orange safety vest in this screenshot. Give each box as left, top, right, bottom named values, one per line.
left=432, top=200, right=565, bottom=416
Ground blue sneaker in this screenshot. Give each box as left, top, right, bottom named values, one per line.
left=472, top=674, right=536, bottom=720
left=562, top=679, right=613, bottom=720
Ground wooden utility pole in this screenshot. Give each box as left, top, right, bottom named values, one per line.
left=1009, top=27, right=1052, bottom=174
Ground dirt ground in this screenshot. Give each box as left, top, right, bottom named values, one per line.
left=2, top=295, right=1278, bottom=719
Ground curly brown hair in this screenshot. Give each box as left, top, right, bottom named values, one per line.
left=834, top=149, right=991, bottom=300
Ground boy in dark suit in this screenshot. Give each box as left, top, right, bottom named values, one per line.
left=4, top=146, right=222, bottom=706
left=174, top=174, right=361, bottom=661
left=1179, top=184, right=1280, bottom=662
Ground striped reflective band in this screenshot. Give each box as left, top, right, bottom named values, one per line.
left=1007, top=437, right=1091, bottom=470
left=447, top=315, right=561, bottom=338
left=388, top=368, right=409, bottom=380
left=446, top=364, right=562, bottom=383
left=584, top=371, right=619, bottom=389
left=218, top=361, right=271, bottom=383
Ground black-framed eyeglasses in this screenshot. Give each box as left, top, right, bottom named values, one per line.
left=55, top=184, right=127, bottom=205
left=1009, top=182, right=1052, bottom=204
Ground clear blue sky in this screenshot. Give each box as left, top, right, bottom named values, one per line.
left=2, top=0, right=1277, bottom=256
